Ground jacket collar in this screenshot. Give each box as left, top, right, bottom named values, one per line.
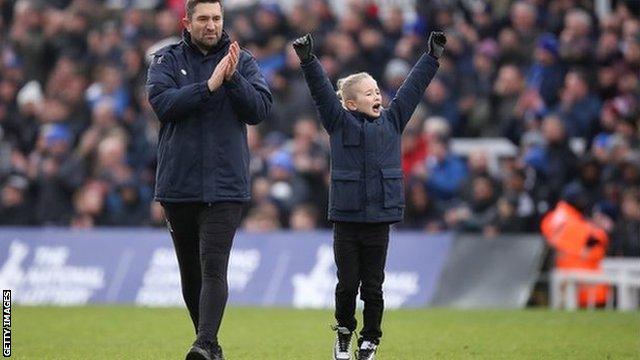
left=349, top=109, right=380, bottom=123
left=182, top=29, right=231, bottom=57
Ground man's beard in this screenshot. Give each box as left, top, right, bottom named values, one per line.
left=193, top=33, right=219, bottom=52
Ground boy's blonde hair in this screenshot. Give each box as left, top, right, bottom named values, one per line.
left=336, top=72, right=375, bottom=104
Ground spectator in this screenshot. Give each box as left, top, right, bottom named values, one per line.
left=104, top=179, right=151, bottom=226
left=381, top=6, right=405, bottom=49
left=71, top=180, right=107, bottom=228
left=75, top=100, right=127, bottom=163
left=616, top=152, right=640, bottom=190
left=248, top=176, right=275, bottom=219
left=496, top=27, right=528, bottom=67
left=492, top=64, right=525, bottom=136
left=466, top=150, right=497, bottom=182
left=267, top=149, right=308, bottom=221
left=358, top=26, right=390, bottom=80
left=0, top=174, right=33, bottom=225
left=487, top=195, right=531, bottom=235
left=28, top=123, right=84, bottom=225
left=9, top=0, right=47, bottom=83
left=526, top=115, right=578, bottom=210
left=242, top=202, right=281, bottom=232
left=268, top=65, right=316, bottom=135
left=469, top=2, right=498, bottom=40
left=147, top=201, right=166, bottom=228
left=289, top=203, right=319, bottom=231
left=563, top=156, right=604, bottom=216
left=7, top=80, right=40, bottom=154
left=288, top=117, right=328, bottom=216
left=401, top=179, right=445, bottom=232
left=86, top=64, right=130, bottom=118
left=557, top=70, right=602, bottom=139
left=610, top=189, right=640, bottom=256
left=509, top=1, right=540, bottom=66
left=383, top=58, right=410, bottom=100
left=0, top=129, right=14, bottom=181
left=559, top=8, right=594, bottom=67
left=401, top=127, right=427, bottom=177
left=501, top=168, right=536, bottom=231
left=94, top=134, right=131, bottom=185
left=420, top=77, right=461, bottom=134
left=414, top=134, right=468, bottom=203
left=446, top=174, right=498, bottom=234
left=526, top=33, right=565, bottom=109
left=462, top=39, right=498, bottom=137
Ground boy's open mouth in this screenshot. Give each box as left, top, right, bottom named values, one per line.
left=372, top=103, right=381, bottom=111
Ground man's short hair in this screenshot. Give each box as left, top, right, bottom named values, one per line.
left=185, top=0, right=223, bottom=20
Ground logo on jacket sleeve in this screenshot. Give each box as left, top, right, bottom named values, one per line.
left=180, top=69, right=187, bottom=76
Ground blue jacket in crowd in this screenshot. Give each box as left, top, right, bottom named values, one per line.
left=301, top=53, right=439, bottom=223
left=146, top=30, right=272, bottom=203
left=425, top=154, right=469, bottom=201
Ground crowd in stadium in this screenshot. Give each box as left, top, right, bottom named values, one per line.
left=0, top=0, right=638, bottom=255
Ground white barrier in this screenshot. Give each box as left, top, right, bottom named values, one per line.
left=550, top=258, right=640, bottom=311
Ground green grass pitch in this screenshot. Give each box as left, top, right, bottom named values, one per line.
left=12, top=306, right=639, bottom=359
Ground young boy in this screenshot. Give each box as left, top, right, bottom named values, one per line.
left=293, top=32, right=446, bottom=360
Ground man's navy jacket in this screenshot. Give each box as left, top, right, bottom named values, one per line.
left=146, top=31, right=272, bottom=203
left=301, top=53, right=439, bottom=223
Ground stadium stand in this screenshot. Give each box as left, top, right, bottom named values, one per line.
left=0, top=0, right=638, bottom=259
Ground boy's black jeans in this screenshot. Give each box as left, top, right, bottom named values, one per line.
left=333, top=221, right=390, bottom=344
left=161, top=201, right=244, bottom=346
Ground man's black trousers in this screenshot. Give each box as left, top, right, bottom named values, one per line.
left=161, top=201, right=244, bottom=346
left=333, top=221, right=390, bottom=344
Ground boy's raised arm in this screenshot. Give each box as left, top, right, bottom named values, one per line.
left=387, top=31, right=446, bottom=132
left=294, top=34, right=345, bottom=134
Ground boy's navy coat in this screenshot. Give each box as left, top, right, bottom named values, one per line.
left=301, top=54, right=439, bottom=223
left=146, top=30, right=272, bottom=203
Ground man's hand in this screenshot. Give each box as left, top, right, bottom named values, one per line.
left=208, top=54, right=229, bottom=92
left=427, top=31, right=446, bottom=59
left=225, top=41, right=240, bottom=81
left=292, top=33, right=314, bottom=63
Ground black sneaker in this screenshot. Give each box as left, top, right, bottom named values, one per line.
left=356, top=340, right=377, bottom=360
left=185, top=343, right=211, bottom=360
left=332, top=325, right=353, bottom=360
left=210, top=343, right=225, bottom=360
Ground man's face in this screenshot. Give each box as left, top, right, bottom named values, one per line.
left=565, top=73, right=587, bottom=98
left=183, top=2, right=224, bottom=51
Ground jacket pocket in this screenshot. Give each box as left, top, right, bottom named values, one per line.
left=331, top=169, right=362, bottom=211
left=381, top=168, right=405, bottom=208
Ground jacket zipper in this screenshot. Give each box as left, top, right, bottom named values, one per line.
left=362, top=120, right=367, bottom=216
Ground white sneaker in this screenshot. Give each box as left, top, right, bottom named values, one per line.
left=356, top=340, right=377, bottom=360
left=333, top=326, right=353, bottom=360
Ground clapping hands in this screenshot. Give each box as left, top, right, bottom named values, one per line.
left=207, top=41, right=241, bottom=92
left=224, top=41, right=240, bottom=81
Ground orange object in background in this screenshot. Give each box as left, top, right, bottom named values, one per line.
left=541, top=201, right=609, bottom=307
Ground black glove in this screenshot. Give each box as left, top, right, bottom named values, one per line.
left=427, top=31, right=446, bottom=59
left=293, top=33, right=314, bottom=63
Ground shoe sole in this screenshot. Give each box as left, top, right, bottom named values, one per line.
left=185, top=350, right=210, bottom=360
left=356, top=351, right=377, bottom=360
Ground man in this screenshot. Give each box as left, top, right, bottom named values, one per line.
left=146, top=0, right=272, bottom=359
